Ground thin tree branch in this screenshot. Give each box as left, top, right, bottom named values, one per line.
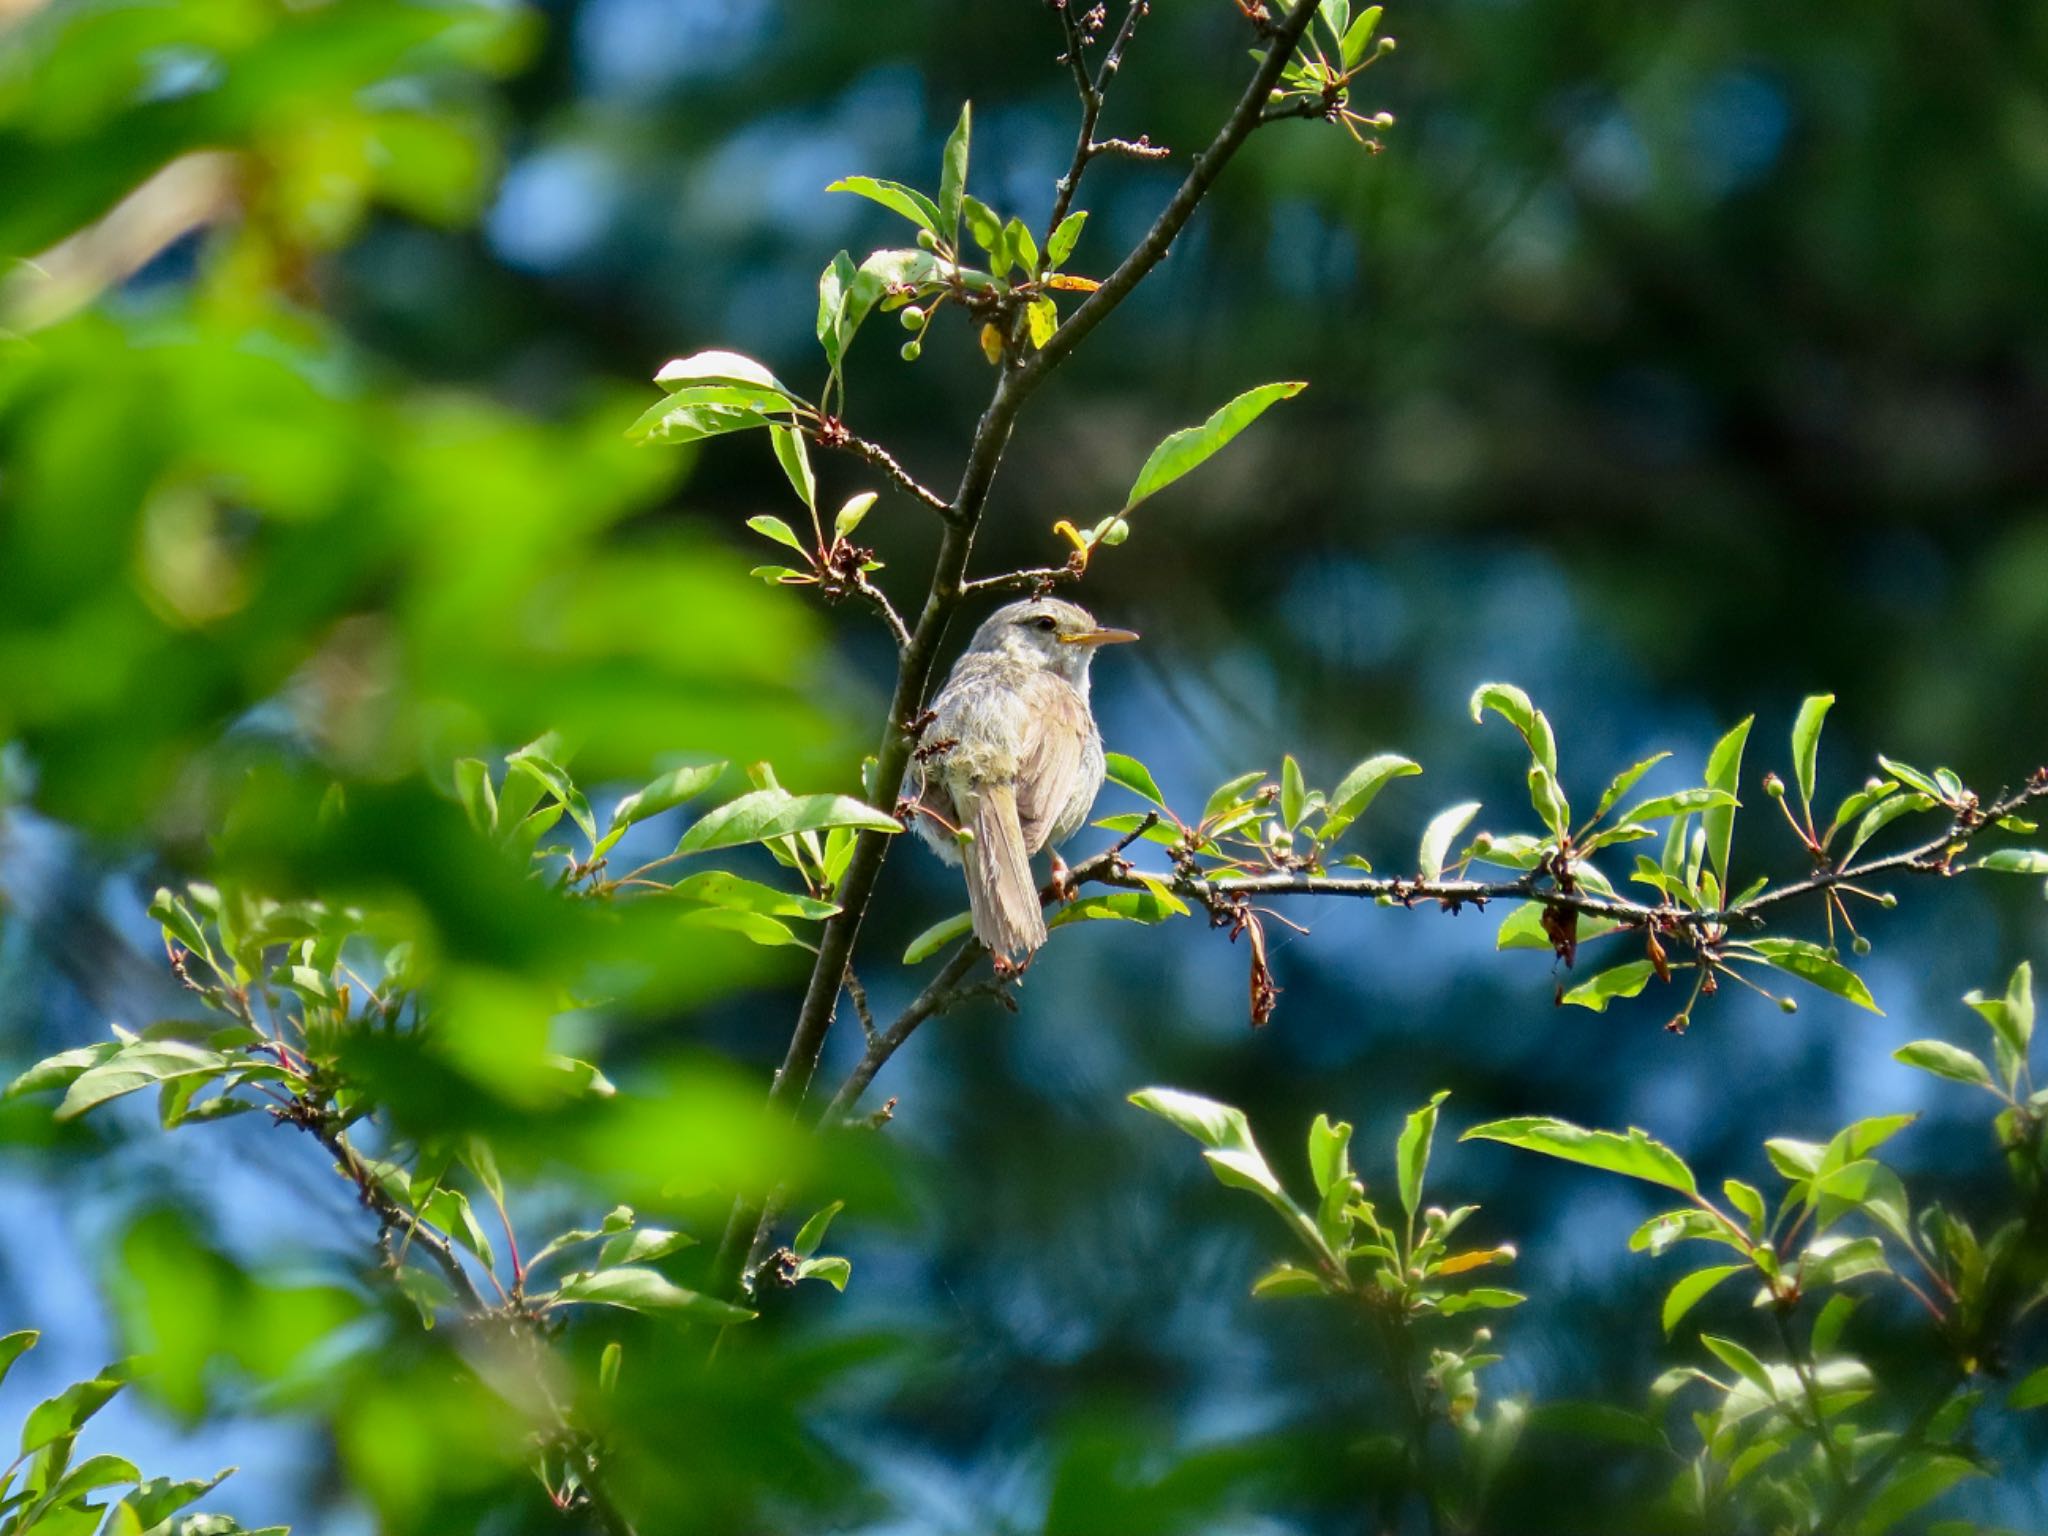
left=960, top=563, right=1083, bottom=597
left=850, top=572, right=912, bottom=651
left=816, top=425, right=950, bottom=515
left=1079, top=778, right=2048, bottom=938
left=711, top=0, right=1328, bottom=1300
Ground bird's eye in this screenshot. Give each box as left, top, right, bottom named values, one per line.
left=1032, top=616, right=1058, bottom=632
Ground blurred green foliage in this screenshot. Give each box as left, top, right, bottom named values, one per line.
left=3, top=1, right=2047, bottom=1534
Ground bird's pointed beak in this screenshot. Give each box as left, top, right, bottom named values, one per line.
left=1061, top=627, right=1139, bottom=647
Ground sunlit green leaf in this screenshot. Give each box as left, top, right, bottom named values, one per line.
left=1462, top=1116, right=1697, bottom=1196
left=552, top=1267, right=755, bottom=1322
left=1123, top=381, right=1307, bottom=513
left=1103, top=752, right=1167, bottom=808
left=1560, top=960, right=1657, bottom=1012
left=1662, top=1265, right=1746, bottom=1336
left=903, top=910, right=973, bottom=963
left=824, top=176, right=945, bottom=238
left=1745, top=937, right=1881, bottom=1013
left=677, top=789, right=900, bottom=854
left=1790, top=694, right=1833, bottom=816
left=1417, top=802, right=1482, bottom=882
left=1396, top=1091, right=1448, bottom=1218
left=1892, top=1040, right=1993, bottom=1088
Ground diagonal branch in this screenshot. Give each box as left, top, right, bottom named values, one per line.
left=711, top=0, right=1327, bottom=1300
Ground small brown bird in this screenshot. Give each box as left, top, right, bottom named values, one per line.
left=912, top=598, right=1137, bottom=963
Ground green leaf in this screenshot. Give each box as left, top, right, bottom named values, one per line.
left=770, top=424, right=815, bottom=512
left=1308, top=1114, right=1353, bottom=1197
left=1618, top=789, right=1737, bottom=826
left=903, top=910, right=973, bottom=963
left=1875, top=754, right=1949, bottom=803
left=673, top=907, right=799, bottom=947
left=1461, top=1116, right=1697, bottom=1196
left=1396, top=1091, right=1449, bottom=1218
left=1468, top=682, right=1558, bottom=778
left=1203, top=769, right=1268, bottom=822
left=1892, top=1040, right=1993, bottom=1088
left=1746, top=937, right=1881, bottom=1013
left=653, top=348, right=802, bottom=400
left=793, top=1200, right=844, bottom=1258
left=1417, top=802, right=1482, bottom=882
left=1722, top=1180, right=1767, bottom=1237
left=1790, top=694, right=1834, bottom=817
left=937, top=102, right=970, bottom=247
left=1590, top=752, right=1671, bottom=826
left=1047, top=209, right=1087, bottom=268
left=6, top=1043, right=120, bottom=1101
left=1122, top=382, right=1307, bottom=513
left=1528, top=764, right=1571, bottom=839
left=606, top=762, right=726, bottom=841
left=2010, top=1362, right=2048, bottom=1410
left=834, top=491, right=878, bottom=541
left=1437, top=1288, right=1525, bottom=1314
left=1662, top=1265, right=1746, bottom=1336
left=627, top=392, right=776, bottom=446
left=793, top=1255, right=850, bottom=1291
left=1844, top=790, right=1937, bottom=862
left=596, top=1227, right=696, bottom=1269
left=745, top=513, right=807, bottom=553
left=506, top=748, right=597, bottom=845
left=1251, top=1263, right=1327, bottom=1298
left=824, top=176, right=945, bottom=238
left=1976, top=848, right=2048, bottom=874
left=1700, top=1335, right=1774, bottom=1397
left=1803, top=1234, right=1888, bottom=1286
left=21, top=1365, right=129, bottom=1454
left=1813, top=1159, right=1913, bottom=1246
left=1854, top=1452, right=1982, bottom=1534
left=677, top=789, right=900, bottom=854
left=1811, top=1294, right=1858, bottom=1356
left=1281, top=755, right=1307, bottom=829
left=1320, top=753, right=1420, bottom=842
left=552, top=1267, right=755, bottom=1322
left=1103, top=752, right=1168, bottom=808
left=1092, top=813, right=1182, bottom=848
left=1129, top=1087, right=1256, bottom=1153
left=0, top=1331, right=36, bottom=1392
left=1047, top=888, right=1188, bottom=929
left=1340, top=3, right=1383, bottom=68
left=1559, top=960, right=1657, bottom=1013
left=960, top=195, right=1002, bottom=254
left=112, top=1468, right=232, bottom=1531
left=669, top=871, right=837, bottom=921
left=599, top=1342, right=622, bottom=1396
left=57, top=1041, right=229, bottom=1122
left=453, top=757, right=497, bottom=833
left=1496, top=900, right=1618, bottom=952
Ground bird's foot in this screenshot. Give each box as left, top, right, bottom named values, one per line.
left=1047, top=852, right=1078, bottom=906
left=991, top=952, right=1035, bottom=980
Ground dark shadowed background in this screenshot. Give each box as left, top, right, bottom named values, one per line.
left=2, top=0, right=2045, bottom=1531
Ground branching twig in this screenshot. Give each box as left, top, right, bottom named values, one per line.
left=816, top=425, right=950, bottom=515
left=850, top=572, right=912, bottom=651
left=1081, top=780, right=2048, bottom=943
left=960, top=563, right=1083, bottom=597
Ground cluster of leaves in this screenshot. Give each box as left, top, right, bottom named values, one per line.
left=1131, top=1086, right=1525, bottom=1530
left=1139, top=960, right=2048, bottom=1534
left=1262, top=0, right=1400, bottom=145
left=1465, top=964, right=2047, bottom=1533
left=0, top=1333, right=276, bottom=1536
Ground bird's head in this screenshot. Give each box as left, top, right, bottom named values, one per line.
left=967, top=598, right=1138, bottom=685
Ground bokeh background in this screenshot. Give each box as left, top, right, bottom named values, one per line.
left=3, top=0, right=2046, bottom=1531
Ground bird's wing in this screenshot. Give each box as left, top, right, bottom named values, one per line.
left=1014, top=672, right=1094, bottom=853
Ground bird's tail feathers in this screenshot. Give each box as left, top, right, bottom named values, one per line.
left=959, top=783, right=1047, bottom=960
